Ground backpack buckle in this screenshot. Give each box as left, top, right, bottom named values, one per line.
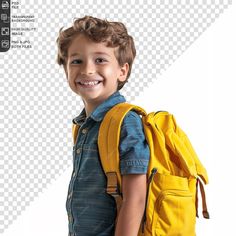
left=106, top=172, right=121, bottom=197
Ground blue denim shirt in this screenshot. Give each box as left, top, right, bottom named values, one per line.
left=66, top=91, right=150, bottom=236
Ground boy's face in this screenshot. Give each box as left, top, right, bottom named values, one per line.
left=65, top=34, right=128, bottom=107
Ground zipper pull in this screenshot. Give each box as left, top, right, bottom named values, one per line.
left=148, top=168, right=157, bottom=184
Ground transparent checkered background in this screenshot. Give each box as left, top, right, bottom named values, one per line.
left=0, top=0, right=232, bottom=233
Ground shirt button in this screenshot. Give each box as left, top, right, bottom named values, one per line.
left=82, top=128, right=88, bottom=134
left=68, top=192, right=72, bottom=199
left=72, top=171, right=76, bottom=178
left=68, top=214, right=73, bottom=222
left=76, top=148, right=81, bottom=154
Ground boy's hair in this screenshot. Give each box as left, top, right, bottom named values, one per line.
left=56, top=15, right=136, bottom=90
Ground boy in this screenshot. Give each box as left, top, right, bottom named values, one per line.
left=56, top=16, right=150, bottom=236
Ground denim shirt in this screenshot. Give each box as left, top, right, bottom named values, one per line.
left=66, top=91, right=150, bottom=236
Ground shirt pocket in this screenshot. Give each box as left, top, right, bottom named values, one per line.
left=79, top=143, right=98, bottom=158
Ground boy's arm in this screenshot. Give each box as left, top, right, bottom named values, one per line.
left=114, top=174, right=147, bottom=236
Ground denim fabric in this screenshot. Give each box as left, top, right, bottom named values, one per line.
left=66, top=91, right=150, bottom=236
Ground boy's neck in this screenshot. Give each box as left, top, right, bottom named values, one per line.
left=82, top=90, right=119, bottom=117
left=82, top=100, right=101, bottom=117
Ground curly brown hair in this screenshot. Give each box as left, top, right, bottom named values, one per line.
left=56, top=15, right=136, bottom=90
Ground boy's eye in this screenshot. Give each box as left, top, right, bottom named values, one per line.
left=95, top=58, right=107, bottom=63
left=71, top=59, right=82, bottom=64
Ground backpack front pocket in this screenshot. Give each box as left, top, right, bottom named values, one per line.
left=153, top=189, right=196, bottom=236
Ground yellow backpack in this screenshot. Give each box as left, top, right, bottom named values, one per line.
left=72, top=103, right=209, bottom=236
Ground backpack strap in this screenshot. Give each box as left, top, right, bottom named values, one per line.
left=196, top=178, right=210, bottom=219
left=98, top=102, right=146, bottom=211
left=72, top=123, right=79, bottom=145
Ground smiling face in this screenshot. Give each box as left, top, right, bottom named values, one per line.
left=65, top=34, right=129, bottom=113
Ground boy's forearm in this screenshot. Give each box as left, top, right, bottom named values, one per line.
left=114, top=198, right=145, bottom=236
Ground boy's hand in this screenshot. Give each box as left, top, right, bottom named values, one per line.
left=114, top=174, right=147, bottom=236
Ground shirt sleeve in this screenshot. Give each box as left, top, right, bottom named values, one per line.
left=119, top=110, right=150, bottom=175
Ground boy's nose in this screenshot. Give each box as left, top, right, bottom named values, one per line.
left=80, top=61, right=95, bottom=75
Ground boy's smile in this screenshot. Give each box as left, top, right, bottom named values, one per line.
left=65, top=34, right=129, bottom=115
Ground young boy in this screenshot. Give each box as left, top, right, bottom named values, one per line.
left=56, top=16, right=150, bottom=236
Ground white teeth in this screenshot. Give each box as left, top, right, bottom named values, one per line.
left=76, top=81, right=100, bottom=86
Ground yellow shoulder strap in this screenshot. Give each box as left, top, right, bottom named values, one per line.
left=98, top=102, right=146, bottom=190
left=72, top=123, right=79, bottom=145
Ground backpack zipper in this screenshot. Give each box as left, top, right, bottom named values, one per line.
left=141, top=167, right=157, bottom=233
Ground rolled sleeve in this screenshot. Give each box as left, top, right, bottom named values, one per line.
left=119, top=111, right=150, bottom=175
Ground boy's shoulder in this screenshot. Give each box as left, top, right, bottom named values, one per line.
left=125, top=110, right=141, bottom=119
left=121, top=109, right=143, bottom=129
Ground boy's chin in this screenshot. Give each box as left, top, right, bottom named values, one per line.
left=75, top=89, right=102, bottom=100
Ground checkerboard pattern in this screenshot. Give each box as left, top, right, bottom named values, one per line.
left=0, top=0, right=232, bottom=233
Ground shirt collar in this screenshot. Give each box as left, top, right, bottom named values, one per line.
left=72, top=91, right=126, bottom=124
left=72, top=108, right=86, bottom=125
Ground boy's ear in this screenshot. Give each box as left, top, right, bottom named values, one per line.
left=118, top=63, right=129, bottom=82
